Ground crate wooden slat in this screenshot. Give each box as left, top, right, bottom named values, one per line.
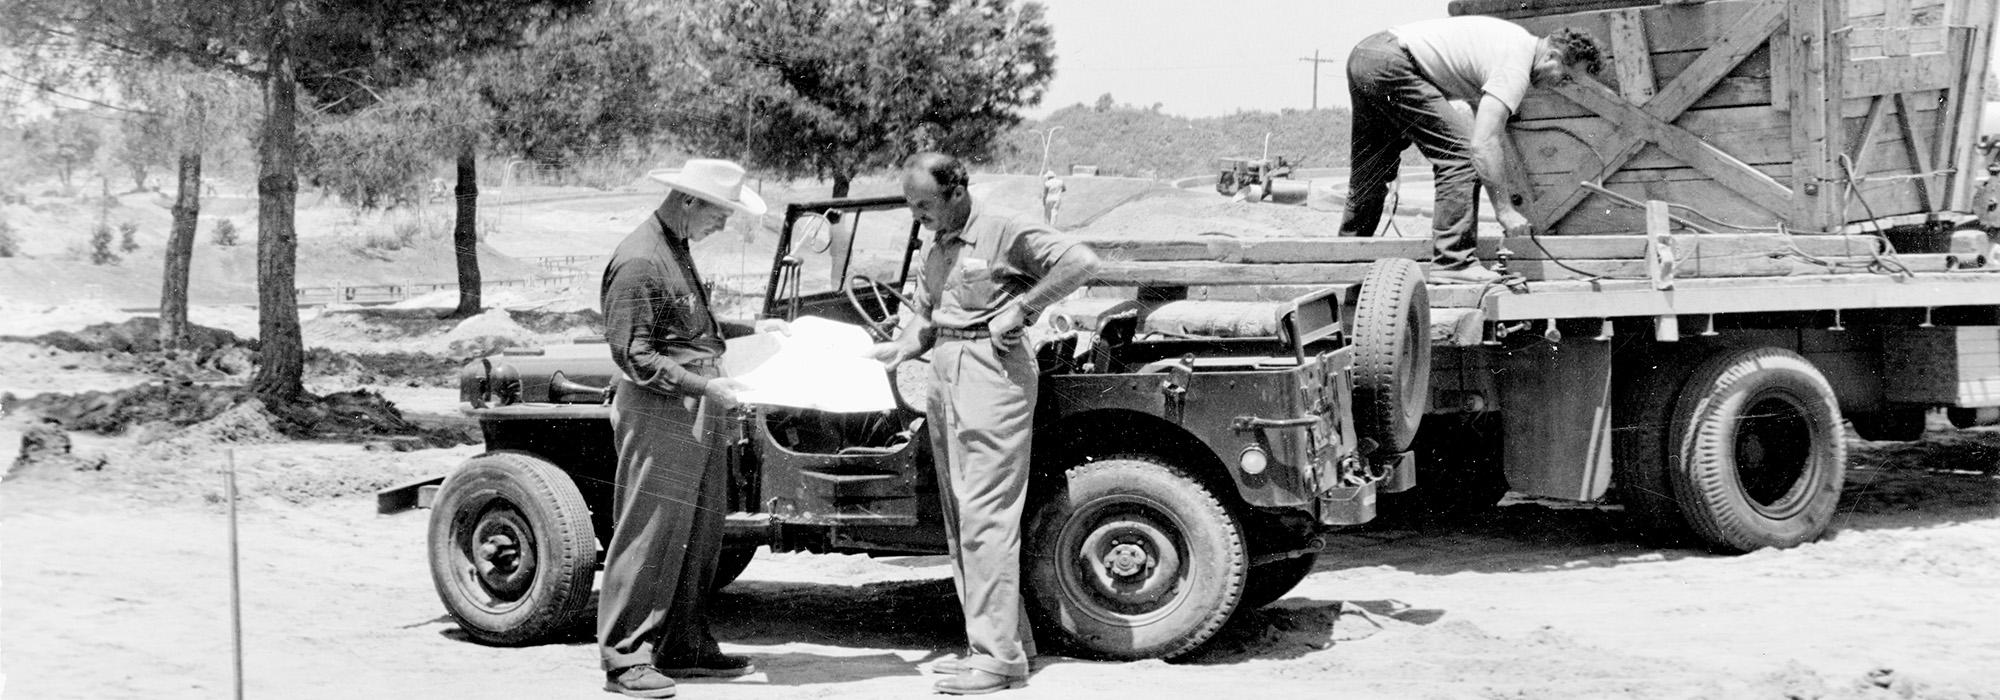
left=1478, top=0, right=1997, bottom=237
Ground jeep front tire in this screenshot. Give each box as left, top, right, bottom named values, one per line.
left=428, top=451, right=597, bottom=645
left=1024, top=457, right=1247, bottom=660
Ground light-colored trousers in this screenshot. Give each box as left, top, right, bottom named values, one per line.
left=928, top=336, right=1040, bottom=677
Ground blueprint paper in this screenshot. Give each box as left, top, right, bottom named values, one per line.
left=723, top=316, right=896, bottom=412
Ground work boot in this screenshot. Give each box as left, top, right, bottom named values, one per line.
left=933, top=668, right=1027, bottom=695
left=603, top=665, right=677, bottom=698
left=658, top=652, right=756, bottom=678
left=1428, top=264, right=1503, bottom=285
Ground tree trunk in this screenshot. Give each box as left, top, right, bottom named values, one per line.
left=447, top=142, right=482, bottom=319
left=160, top=150, right=202, bottom=350
left=251, top=2, right=305, bottom=400
left=832, top=173, right=851, bottom=198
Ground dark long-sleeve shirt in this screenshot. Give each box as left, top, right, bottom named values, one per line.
left=600, top=209, right=725, bottom=397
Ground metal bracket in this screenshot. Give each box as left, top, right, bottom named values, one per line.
left=1160, top=355, right=1194, bottom=422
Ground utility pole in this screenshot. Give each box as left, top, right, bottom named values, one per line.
left=1299, top=50, right=1340, bottom=110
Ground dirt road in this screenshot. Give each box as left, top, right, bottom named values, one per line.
left=4, top=432, right=1996, bottom=700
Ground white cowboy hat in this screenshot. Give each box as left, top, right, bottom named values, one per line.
left=646, top=159, right=767, bottom=217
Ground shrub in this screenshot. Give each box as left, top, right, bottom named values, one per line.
left=212, top=218, right=239, bottom=246
left=0, top=218, right=17, bottom=257
left=364, top=215, right=437, bottom=252
left=90, top=222, right=119, bottom=265
left=118, top=222, right=140, bottom=253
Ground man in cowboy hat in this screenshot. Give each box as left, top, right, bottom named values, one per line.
left=598, top=158, right=771, bottom=698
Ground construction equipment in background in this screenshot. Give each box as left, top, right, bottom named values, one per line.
left=1214, top=156, right=1310, bottom=205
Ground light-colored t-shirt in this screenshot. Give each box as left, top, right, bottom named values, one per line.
left=1389, top=16, right=1538, bottom=113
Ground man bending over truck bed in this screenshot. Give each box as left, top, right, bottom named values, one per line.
left=1338, top=16, right=1601, bottom=284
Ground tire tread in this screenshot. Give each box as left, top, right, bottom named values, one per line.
left=427, top=450, right=597, bottom=645
left=1028, top=457, right=1246, bottom=660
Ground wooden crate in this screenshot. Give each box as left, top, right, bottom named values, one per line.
left=1455, top=0, right=1997, bottom=237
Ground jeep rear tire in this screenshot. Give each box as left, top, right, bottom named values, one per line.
left=428, top=451, right=597, bottom=645
left=1025, top=457, right=1247, bottom=660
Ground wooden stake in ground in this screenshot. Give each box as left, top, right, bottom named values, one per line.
left=226, top=449, right=243, bottom=700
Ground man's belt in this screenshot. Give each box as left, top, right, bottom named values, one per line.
left=935, top=325, right=991, bottom=340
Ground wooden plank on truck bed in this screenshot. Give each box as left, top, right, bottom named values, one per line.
left=1479, top=271, right=2000, bottom=320
left=1067, top=233, right=1912, bottom=264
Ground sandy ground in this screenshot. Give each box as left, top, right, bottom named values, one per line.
left=3, top=431, right=1997, bottom=700
left=4, top=178, right=1999, bottom=699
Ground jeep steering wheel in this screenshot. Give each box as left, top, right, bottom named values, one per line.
left=845, top=274, right=915, bottom=342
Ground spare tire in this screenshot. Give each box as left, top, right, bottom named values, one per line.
left=1350, top=258, right=1432, bottom=454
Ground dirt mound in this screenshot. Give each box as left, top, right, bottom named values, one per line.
left=7, top=381, right=246, bottom=435
left=5, top=382, right=474, bottom=448
left=307, top=349, right=463, bottom=388
left=300, top=306, right=600, bottom=357
left=10, top=316, right=249, bottom=356
left=1746, top=661, right=1992, bottom=700
left=4, top=422, right=107, bottom=481
left=137, top=398, right=285, bottom=460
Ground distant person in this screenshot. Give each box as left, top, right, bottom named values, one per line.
left=598, top=158, right=780, bottom=698
left=1040, top=170, right=1065, bottom=226
left=872, top=152, right=1099, bottom=695
left=1338, top=16, right=1602, bottom=284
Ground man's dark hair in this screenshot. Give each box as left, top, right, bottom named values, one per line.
left=904, top=151, right=970, bottom=192
left=1548, top=27, right=1604, bottom=76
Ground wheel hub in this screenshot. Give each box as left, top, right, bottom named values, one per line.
left=1106, top=542, right=1151, bottom=577
left=1075, top=515, right=1183, bottom=609
left=469, top=508, right=536, bottom=600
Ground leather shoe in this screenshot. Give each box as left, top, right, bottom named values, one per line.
left=933, top=668, right=1027, bottom=695
left=659, top=652, right=756, bottom=678
left=929, top=657, right=966, bottom=675
left=603, top=665, right=677, bottom=698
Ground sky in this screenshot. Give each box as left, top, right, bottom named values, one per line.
left=1028, top=0, right=1464, bottom=117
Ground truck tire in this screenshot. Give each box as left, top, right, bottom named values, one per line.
left=1024, top=457, right=1247, bottom=660
left=1847, top=408, right=1928, bottom=442
left=1237, top=552, right=1318, bottom=611
left=713, top=546, right=756, bottom=592
left=1351, top=258, right=1432, bottom=454
left=1613, top=346, right=1706, bottom=544
left=1665, top=348, right=1847, bottom=552
left=428, top=451, right=597, bottom=645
